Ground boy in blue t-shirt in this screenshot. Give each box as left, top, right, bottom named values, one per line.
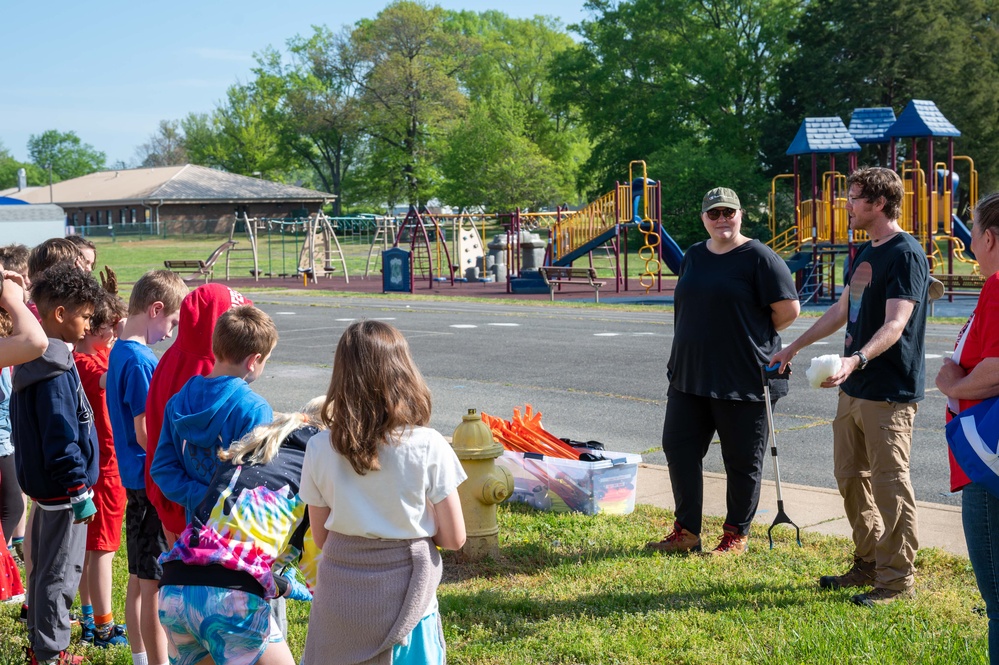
left=151, top=305, right=277, bottom=521
left=106, top=269, right=187, bottom=665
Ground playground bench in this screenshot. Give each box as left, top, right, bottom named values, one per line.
left=929, top=273, right=986, bottom=316
left=538, top=266, right=606, bottom=303
left=163, top=259, right=212, bottom=282
left=935, top=273, right=986, bottom=296
left=164, top=240, right=236, bottom=283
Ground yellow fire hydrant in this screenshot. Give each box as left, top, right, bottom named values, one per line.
left=451, top=408, right=513, bottom=561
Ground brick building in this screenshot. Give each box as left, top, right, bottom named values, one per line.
left=1, top=164, right=334, bottom=234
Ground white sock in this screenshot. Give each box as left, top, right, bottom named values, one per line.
left=132, top=652, right=148, bottom=665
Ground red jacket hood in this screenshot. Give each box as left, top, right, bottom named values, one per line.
left=143, top=283, right=251, bottom=534
left=174, top=283, right=253, bottom=357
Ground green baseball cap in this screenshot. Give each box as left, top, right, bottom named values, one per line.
left=702, top=187, right=741, bottom=212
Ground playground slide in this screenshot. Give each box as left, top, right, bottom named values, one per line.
left=552, top=227, right=619, bottom=267
left=952, top=214, right=976, bottom=260
left=660, top=228, right=683, bottom=275
left=552, top=223, right=685, bottom=275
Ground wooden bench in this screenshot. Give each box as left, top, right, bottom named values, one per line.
left=163, top=259, right=211, bottom=282
left=934, top=273, right=986, bottom=295
left=538, top=266, right=606, bottom=303
left=928, top=273, right=986, bottom=315
left=164, top=240, right=236, bottom=283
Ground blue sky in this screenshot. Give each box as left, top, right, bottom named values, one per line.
left=1, top=0, right=589, bottom=167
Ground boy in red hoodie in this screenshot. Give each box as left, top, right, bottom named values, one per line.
left=73, top=289, right=129, bottom=647
left=144, top=284, right=252, bottom=540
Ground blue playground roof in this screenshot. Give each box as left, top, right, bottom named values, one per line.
left=0, top=197, right=28, bottom=205
left=848, top=108, right=897, bottom=144
left=786, top=117, right=861, bottom=156
left=886, top=100, right=960, bottom=138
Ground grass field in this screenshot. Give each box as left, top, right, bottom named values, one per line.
left=0, top=504, right=987, bottom=665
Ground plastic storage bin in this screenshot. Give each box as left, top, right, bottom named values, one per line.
left=498, top=448, right=640, bottom=515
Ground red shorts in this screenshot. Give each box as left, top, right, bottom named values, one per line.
left=87, top=470, right=126, bottom=551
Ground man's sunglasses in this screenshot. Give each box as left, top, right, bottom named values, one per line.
left=705, top=208, right=738, bottom=220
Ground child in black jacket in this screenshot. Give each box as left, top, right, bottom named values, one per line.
left=12, top=262, right=102, bottom=665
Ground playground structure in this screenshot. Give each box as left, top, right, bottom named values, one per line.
left=535, top=161, right=674, bottom=295
left=223, top=211, right=349, bottom=283
left=769, top=99, right=981, bottom=303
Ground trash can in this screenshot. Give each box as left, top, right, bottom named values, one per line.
left=382, top=247, right=412, bottom=293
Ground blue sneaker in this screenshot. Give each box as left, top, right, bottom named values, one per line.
left=93, top=624, right=129, bottom=649
left=80, top=617, right=95, bottom=643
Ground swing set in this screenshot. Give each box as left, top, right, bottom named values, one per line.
left=227, top=212, right=349, bottom=283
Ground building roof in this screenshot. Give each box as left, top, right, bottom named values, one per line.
left=848, top=108, right=897, bottom=144
left=3, top=164, right=334, bottom=207
left=786, top=117, right=861, bottom=156
left=0, top=203, right=65, bottom=222
left=886, top=100, right=961, bottom=138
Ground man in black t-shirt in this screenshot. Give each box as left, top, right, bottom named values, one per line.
left=772, top=167, right=928, bottom=607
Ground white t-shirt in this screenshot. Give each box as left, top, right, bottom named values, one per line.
left=299, top=425, right=467, bottom=540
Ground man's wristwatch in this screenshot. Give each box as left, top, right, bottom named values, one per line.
left=852, top=351, right=869, bottom=370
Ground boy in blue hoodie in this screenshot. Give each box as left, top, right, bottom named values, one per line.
left=106, top=269, right=188, bottom=665
left=11, top=263, right=102, bottom=665
left=151, top=305, right=276, bottom=521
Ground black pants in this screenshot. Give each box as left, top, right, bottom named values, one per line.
left=0, top=453, right=24, bottom=543
left=661, top=388, right=770, bottom=536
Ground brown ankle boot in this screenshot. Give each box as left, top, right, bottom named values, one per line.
left=819, top=557, right=876, bottom=590
left=709, top=524, right=748, bottom=555
left=645, top=521, right=701, bottom=553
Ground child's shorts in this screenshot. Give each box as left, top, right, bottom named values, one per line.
left=125, top=488, right=167, bottom=580
left=158, top=585, right=283, bottom=665
left=87, top=471, right=126, bottom=551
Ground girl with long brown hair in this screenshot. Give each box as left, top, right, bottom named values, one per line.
left=300, top=320, right=466, bottom=665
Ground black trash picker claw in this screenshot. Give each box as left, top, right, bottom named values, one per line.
left=762, top=363, right=802, bottom=549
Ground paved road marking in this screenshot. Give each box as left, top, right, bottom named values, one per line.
left=450, top=324, right=477, bottom=329
left=594, top=333, right=620, bottom=337
left=487, top=323, right=520, bottom=327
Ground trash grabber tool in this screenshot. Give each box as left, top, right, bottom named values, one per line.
left=762, top=362, right=802, bottom=549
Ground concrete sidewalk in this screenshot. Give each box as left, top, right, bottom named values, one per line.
left=636, top=463, right=966, bottom=557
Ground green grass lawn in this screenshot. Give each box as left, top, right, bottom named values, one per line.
left=0, top=504, right=986, bottom=665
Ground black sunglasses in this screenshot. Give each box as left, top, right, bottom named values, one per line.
left=705, top=208, right=738, bottom=220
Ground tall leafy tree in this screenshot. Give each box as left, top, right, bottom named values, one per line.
left=252, top=29, right=364, bottom=215
left=442, top=10, right=588, bottom=209
left=765, top=0, right=999, bottom=196
left=550, top=0, right=801, bottom=242
left=337, top=1, right=474, bottom=205
left=26, top=130, right=106, bottom=181
left=438, top=100, right=572, bottom=210
left=179, top=84, right=292, bottom=180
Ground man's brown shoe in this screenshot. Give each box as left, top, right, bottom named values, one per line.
left=819, top=558, right=876, bottom=590
left=709, top=524, right=748, bottom=555
left=646, top=521, right=701, bottom=553
left=851, top=586, right=914, bottom=607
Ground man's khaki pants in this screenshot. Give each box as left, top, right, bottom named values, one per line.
left=832, top=392, right=919, bottom=592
